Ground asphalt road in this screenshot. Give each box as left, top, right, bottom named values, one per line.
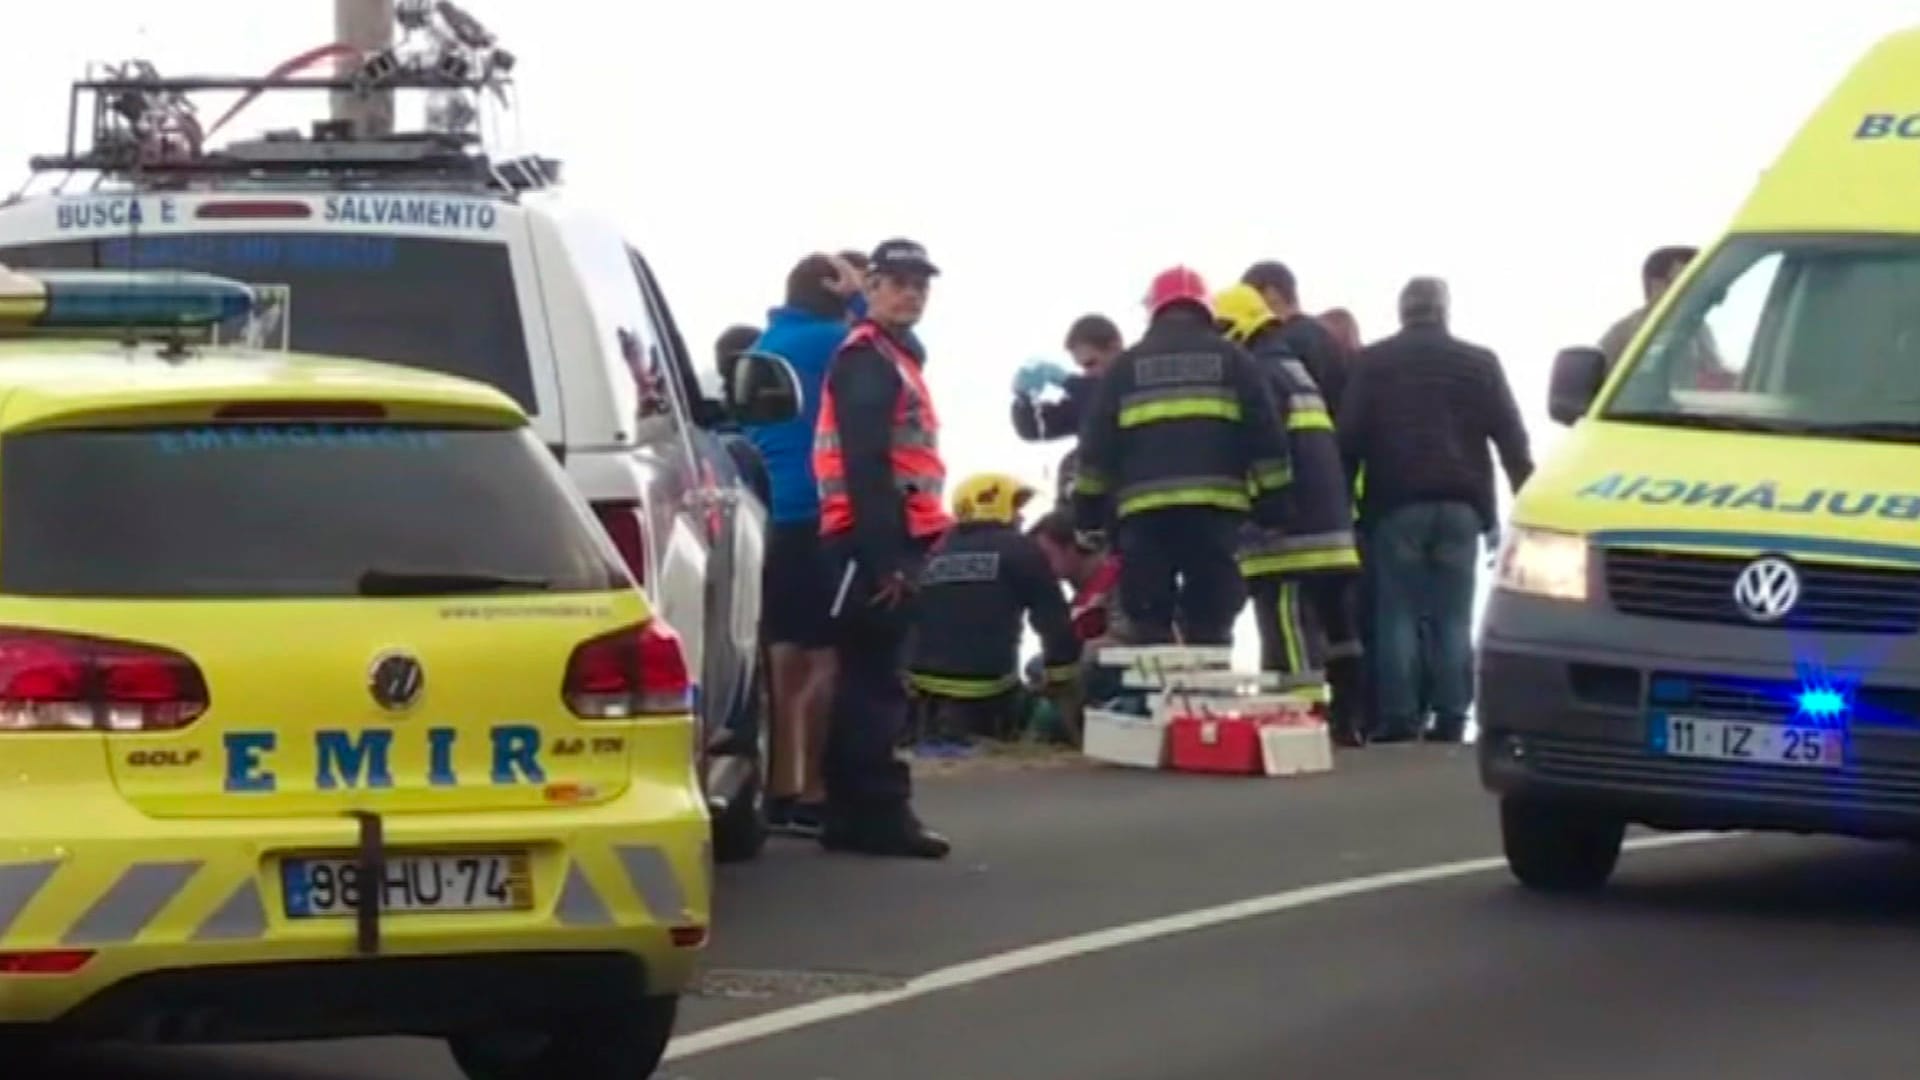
left=25, top=744, right=1920, bottom=1079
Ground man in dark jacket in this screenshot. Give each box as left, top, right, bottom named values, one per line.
left=811, top=238, right=953, bottom=859
left=1243, top=260, right=1350, bottom=416
left=1011, top=314, right=1125, bottom=504
left=1339, top=277, right=1534, bottom=743
left=908, top=473, right=1081, bottom=743
left=1073, top=266, right=1291, bottom=647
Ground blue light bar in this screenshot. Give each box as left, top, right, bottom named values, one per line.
left=3, top=270, right=256, bottom=330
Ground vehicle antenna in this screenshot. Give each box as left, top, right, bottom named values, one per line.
left=122, top=86, right=142, bottom=356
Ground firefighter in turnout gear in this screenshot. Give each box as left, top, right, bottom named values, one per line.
left=907, top=473, right=1083, bottom=743
left=1073, top=266, right=1292, bottom=646
left=1214, top=283, right=1368, bottom=745
left=812, top=237, right=954, bottom=859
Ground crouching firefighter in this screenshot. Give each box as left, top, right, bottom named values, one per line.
left=1073, top=266, right=1291, bottom=646
left=907, top=473, right=1084, bottom=743
left=1214, top=284, right=1366, bottom=745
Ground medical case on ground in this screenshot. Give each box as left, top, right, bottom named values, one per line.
left=1081, top=647, right=1333, bottom=777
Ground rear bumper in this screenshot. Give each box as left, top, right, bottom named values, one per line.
left=0, top=785, right=710, bottom=1027
left=35, top=951, right=652, bottom=1043
left=1477, top=590, right=1920, bottom=839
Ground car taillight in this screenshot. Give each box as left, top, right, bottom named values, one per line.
left=0, top=629, right=209, bottom=732
left=561, top=620, right=691, bottom=719
left=592, top=500, right=648, bottom=588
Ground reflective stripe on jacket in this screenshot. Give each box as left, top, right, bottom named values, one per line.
left=814, top=322, right=953, bottom=540
left=1071, top=308, right=1291, bottom=528
left=1238, top=328, right=1359, bottom=578
left=906, top=522, right=1081, bottom=695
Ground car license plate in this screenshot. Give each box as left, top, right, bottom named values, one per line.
left=1650, top=714, right=1844, bottom=768
left=281, top=851, right=532, bottom=918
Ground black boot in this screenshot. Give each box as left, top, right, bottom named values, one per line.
left=821, top=805, right=952, bottom=859
left=1326, top=657, right=1368, bottom=748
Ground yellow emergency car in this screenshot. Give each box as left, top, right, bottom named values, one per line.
left=1480, top=25, right=1920, bottom=893
left=0, top=268, right=709, bottom=1077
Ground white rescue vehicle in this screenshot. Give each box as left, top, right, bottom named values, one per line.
left=0, top=2, right=802, bottom=862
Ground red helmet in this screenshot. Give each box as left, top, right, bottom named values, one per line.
left=1144, top=265, right=1211, bottom=316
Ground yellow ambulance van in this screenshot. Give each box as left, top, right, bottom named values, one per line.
left=1479, top=26, right=1920, bottom=892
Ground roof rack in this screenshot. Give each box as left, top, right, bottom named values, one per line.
left=20, top=1, right=562, bottom=199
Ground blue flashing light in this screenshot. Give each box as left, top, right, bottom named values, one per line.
left=1789, top=684, right=1850, bottom=718
left=31, top=271, right=255, bottom=330
left=1793, top=681, right=1850, bottom=724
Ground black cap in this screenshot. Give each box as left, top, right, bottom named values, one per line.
left=870, top=238, right=940, bottom=278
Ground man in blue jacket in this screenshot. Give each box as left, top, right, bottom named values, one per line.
left=744, top=252, right=864, bottom=834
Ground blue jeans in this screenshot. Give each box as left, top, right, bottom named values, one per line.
left=1370, top=501, right=1480, bottom=732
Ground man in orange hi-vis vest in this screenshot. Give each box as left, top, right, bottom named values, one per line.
left=811, top=237, right=954, bottom=859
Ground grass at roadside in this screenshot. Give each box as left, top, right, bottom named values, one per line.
left=908, top=740, right=1093, bottom=779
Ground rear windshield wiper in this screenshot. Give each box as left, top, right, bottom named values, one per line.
left=1605, top=410, right=1807, bottom=434
left=356, top=568, right=553, bottom=596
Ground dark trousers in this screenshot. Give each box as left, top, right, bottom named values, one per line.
left=1115, top=507, right=1245, bottom=645
left=1250, top=575, right=1324, bottom=674
left=1370, top=501, right=1479, bottom=736
left=821, top=541, right=916, bottom=815
left=915, top=690, right=1023, bottom=743
left=1315, top=574, right=1367, bottom=735
left=1252, top=572, right=1365, bottom=734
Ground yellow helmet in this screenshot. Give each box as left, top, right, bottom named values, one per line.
left=1212, top=283, right=1277, bottom=344
left=951, top=472, right=1036, bottom=525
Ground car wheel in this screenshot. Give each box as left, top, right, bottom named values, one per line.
left=0, top=1027, right=52, bottom=1066
left=448, top=995, right=678, bottom=1080
left=711, top=667, right=770, bottom=864
left=1500, top=796, right=1625, bottom=893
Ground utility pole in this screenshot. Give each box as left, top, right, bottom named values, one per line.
left=332, top=0, right=395, bottom=137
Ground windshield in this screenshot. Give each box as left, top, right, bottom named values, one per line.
left=0, top=234, right=537, bottom=413
left=1604, top=234, right=1920, bottom=435
left=0, top=424, right=624, bottom=599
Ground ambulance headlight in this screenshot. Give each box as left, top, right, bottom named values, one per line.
left=1495, top=527, right=1589, bottom=603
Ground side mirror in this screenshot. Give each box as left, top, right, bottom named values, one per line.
left=1549, top=346, right=1608, bottom=426
left=727, top=350, right=802, bottom=426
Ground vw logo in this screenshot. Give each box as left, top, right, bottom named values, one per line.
left=368, top=650, right=425, bottom=712
left=1732, top=557, right=1801, bottom=623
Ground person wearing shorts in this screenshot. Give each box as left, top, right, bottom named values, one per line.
left=760, top=517, right=833, bottom=832
left=744, top=251, right=865, bottom=834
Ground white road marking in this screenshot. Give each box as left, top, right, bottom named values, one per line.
left=664, top=831, right=1729, bottom=1061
